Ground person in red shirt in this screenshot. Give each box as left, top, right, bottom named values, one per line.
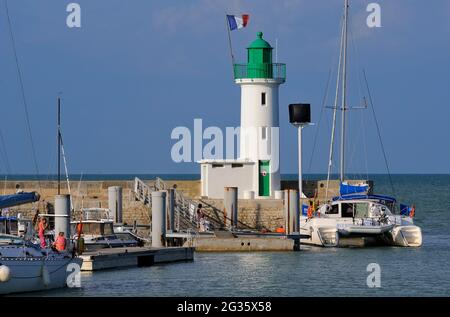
left=307, top=201, right=314, bottom=219
left=53, top=232, right=66, bottom=252
left=38, top=217, right=48, bottom=248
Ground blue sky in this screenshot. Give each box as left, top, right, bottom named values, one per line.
left=0, top=0, right=449, bottom=175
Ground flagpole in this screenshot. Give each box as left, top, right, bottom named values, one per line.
left=275, top=38, right=278, bottom=63
left=225, top=15, right=235, bottom=80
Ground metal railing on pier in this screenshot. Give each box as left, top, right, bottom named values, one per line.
left=133, top=177, right=199, bottom=232
left=133, top=177, right=154, bottom=205
left=133, top=177, right=242, bottom=233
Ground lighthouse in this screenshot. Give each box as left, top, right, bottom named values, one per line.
left=235, top=31, right=285, bottom=197
left=200, top=32, right=286, bottom=199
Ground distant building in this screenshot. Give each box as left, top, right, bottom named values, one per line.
left=200, top=32, right=286, bottom=199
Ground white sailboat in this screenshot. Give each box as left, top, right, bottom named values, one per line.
left=0, top=96, right=85, bottom=295
left=301, top=195, right=422, bottom=247
left=299, top=0, right=422, bottom=248
left=0, top=234, right=82, bottom=295
left=0, top=195, right=83, bottom=295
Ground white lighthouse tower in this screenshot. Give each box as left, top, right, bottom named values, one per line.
left=236, top=31, right=285, bottom=197
left=200, top=32, right=286, bottom=198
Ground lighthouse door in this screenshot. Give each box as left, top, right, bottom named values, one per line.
left=258, top=160, right=270, bottom=196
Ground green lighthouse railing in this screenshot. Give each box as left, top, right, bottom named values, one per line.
left=233, top=63, right=286, bottom=80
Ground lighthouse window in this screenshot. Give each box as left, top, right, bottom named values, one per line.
left=262, top=127, right=268, bottom=140
left=261, top=92, right=266, bottom=106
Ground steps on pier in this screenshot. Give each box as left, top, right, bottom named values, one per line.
left=133, top=177, right=236, bottom=234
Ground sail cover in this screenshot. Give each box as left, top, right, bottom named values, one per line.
left=340, top=182, right=369, bottom=196
left=0, top=192, right=40, bottom=209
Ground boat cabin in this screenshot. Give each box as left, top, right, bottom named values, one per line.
left=70, top=221, right=114, bottom=237
left=71, top=208, right=115, bottom=237
left=0, top=216, right=18, bottom=235
left=0, top=216, right=32, bottom=238
left=323, top=195, right=397, bottom=219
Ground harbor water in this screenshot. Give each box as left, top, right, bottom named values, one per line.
left=13, top=174, right=450, bottom=297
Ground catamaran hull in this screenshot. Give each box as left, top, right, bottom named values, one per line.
left=300, top=224, right=422, bottom=248
left=386, top=225, right=422, bottom=247
left=0, top=258, right=82, bottom=295
left=300, top=225, right=339, bottom=247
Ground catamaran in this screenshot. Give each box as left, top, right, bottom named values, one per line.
left=299, top=0, right=422, bottom=248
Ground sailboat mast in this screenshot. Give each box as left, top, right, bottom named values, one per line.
left=326, top=14, right=345, bottom=200
left=340, top=0, right=349, bottom=183
left=57, top=97, right=61, bottom=195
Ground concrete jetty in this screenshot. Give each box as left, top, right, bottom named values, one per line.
left=190, top=236, right=297, bottom=252
left=79, top=246, right=194, bottom=271
left=167, top=231, right=307, bottom=252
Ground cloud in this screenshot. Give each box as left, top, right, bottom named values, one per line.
left=150, top=0, right=236, bottom=36
left=149, top=0, right=316, bottom=37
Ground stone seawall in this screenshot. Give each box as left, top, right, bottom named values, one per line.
left=2, top=178, right=371, bottom=232
left=200, top=199, right=285, bottom=230
left=2, top=180, right=200, bottom=226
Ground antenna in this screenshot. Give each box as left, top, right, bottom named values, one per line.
left=57, top=96, right=61, bottom=195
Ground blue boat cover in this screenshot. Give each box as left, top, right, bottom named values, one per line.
left=0, top=192, right=40, bottom=209
left=332, top=194, right=396, bottom=203
left=302, top=204, right=308, bottom=216
left=340, top=182, right=369, bottom=195
left=0, top=216, right=18, bottom=221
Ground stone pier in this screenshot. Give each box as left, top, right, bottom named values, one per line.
left=1, top=178, right=372, bottom=232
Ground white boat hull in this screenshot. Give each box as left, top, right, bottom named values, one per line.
left=389, top=225, right=422, bottom=247
left=0, top=257, right=82, bottom=295
left=300, top=218, right=342, bottom=247
left=338, top=223, right=394, bottom=235
left=300, top=218, right=422, bottom=248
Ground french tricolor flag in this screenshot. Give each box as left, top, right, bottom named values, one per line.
left=227, top=14, right=249, bottom=31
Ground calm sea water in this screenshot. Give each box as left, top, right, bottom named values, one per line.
left=15, top=174, right=450, bottom=297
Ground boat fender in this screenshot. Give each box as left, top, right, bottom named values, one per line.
left=77, top=237, right=85, bottom=254
left=0, top=265, right=11, bottom=282
left=41, top=265, right=51, bottom=286
left=409, top=206, right=415, bottom=218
